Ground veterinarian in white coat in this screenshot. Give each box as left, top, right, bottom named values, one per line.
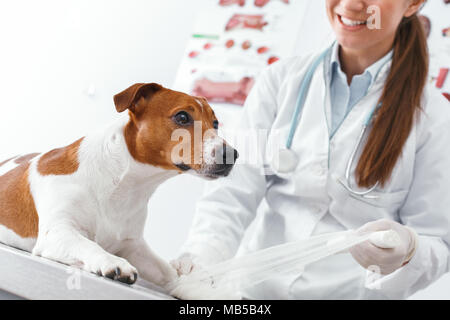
left=172, top=0, right=450, bottom=299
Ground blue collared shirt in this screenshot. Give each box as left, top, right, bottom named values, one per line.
left=329, top=42, right=393, bottom=137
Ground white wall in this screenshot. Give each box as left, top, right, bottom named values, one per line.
left=0, top=0, right=205, bottom=262
left=0, top=0, right=448, bottom=299
left=0, top=0, right=200, bottom=155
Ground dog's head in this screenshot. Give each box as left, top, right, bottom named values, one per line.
left=114, top=83, right=238, bottom=179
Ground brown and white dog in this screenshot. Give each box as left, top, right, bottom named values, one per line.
left=0, top=83, right=238, bottom=291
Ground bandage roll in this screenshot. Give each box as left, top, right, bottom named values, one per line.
left=368, top=230, right=401, bottom=249
left=172, top=229, right=402, bottom=297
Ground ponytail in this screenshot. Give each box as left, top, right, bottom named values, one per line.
left=355, top=14, right=429, bottom=188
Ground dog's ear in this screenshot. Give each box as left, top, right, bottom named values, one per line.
left=113, top=83, right=163, bottom=113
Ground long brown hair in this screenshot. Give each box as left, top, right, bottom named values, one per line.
left=355, top=14, right=429, bottom=188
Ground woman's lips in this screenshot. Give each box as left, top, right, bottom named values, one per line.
left=337, top=14, right=367, bottom=31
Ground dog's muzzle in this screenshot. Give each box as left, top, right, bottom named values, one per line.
left=206, top=144, right=239, bottom=178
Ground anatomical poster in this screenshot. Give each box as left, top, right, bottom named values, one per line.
left=173, top=0, right=309, bottom=107
left=421, top=0, right=450, bottom=101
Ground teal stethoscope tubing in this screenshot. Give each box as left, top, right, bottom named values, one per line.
left=285, top=49, right=330, bottom=149
left=285, top=46, right=381, bottom=198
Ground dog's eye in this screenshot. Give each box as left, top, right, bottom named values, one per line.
left=173, top=111, right=192, bottom=126
left=213, top=120, right=219, bottom=130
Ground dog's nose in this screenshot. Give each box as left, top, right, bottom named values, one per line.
left=216, top=144, right=239, bottom=165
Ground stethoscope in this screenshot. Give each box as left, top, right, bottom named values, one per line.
left=271, top=46, right=382, bottom=199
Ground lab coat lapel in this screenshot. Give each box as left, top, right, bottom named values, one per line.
left=288, top=59, right=330, bottom=198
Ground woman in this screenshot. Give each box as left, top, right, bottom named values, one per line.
left=172, top=0, right=450, bottom=299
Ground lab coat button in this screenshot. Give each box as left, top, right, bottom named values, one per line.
left=313, top=162, right=327, bottom=176
left=313, top=165, right=323, bottom=176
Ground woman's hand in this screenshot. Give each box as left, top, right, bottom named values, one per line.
left=349, top=219, right=418, bottom=275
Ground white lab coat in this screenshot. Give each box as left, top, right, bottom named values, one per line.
left=181, top=48, right=450, bottom=299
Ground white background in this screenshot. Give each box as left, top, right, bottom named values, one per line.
left=0, top=0, right=448, bottom=299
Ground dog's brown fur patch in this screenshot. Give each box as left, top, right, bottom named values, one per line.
left=15, top=153, right=40, bottom=164
left=37, top=138, right=84, bottom=176
left=0, top=161, right=39, bottom=238
left=117, top=84, right=218, bottom=172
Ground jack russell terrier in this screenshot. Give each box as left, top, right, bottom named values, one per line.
left=0, top=83, right=238, bottom=293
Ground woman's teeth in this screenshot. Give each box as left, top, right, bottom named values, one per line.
left=341, top=16, right=367, bottom=27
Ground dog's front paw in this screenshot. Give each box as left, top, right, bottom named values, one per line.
left=88, top=255, right=138, bottom=285
left=169, top=277, right=242, bottom=300
left=170, top=253, right=200, bottom=276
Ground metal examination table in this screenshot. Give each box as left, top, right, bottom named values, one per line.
left=0, top=243, right=175, bottom=300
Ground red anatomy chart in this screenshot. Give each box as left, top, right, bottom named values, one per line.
left=225, top=14, right=268, bottom=31
left=219, top=0, right=246, bottom=6
left=219, top=0, right=289, bottom=7
left=254, top=0, right=289, bottom=7
left=192, top=77, right=255, bottom=105
left=422, top=0, right=450, bottom=101
left=173, top=1, right=312, bottom=107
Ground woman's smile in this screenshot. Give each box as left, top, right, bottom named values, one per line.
left=337, top=14, right=368, bottom=31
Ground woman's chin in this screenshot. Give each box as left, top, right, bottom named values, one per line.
left=335, top=35, right=373, bottom=52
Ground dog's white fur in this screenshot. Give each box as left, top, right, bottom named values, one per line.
left=0, top=114, right=227, bottom=290
left=34, top=116, right=176, bottom=285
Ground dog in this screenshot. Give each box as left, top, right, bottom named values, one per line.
left=0, top=83, right=238, bottom=291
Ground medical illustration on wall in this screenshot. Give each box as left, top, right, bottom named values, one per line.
left=173, top=0, right=307, bottom=107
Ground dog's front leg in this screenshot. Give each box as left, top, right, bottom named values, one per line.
left=32, top=225, right=138, bottom=284
left=117, top=238, right=177, bottom=288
